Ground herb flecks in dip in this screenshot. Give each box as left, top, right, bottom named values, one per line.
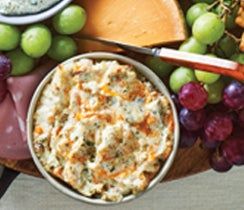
left=32, top=59, right=174, bottom=201
left=0, top=0, right=61, bottom=15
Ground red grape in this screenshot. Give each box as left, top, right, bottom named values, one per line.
left=180, top=108, right=206, bottom=131
left=0, top=54, right=12, bottom=80
left=207, top=102, right=229, bottom=113
left=221, top=137, right=244, bottom=166
left=232, top=126, right=244, bottom=138
left=209, top=149, right=233, bottom=172
left=223, top=81, right=244, bottom=110
left=201, top=132, right=221, bottom=149
left=0, top=80, right=7, bottom=103
left=179, top=82, right=208, bottom=111
left=238, top=109, right=244, bottom=127
left=204, top=113, right=233, bottom=141
left=179, top=127, right=198, bottom=148
left=230, top=111, right=239, bottom=124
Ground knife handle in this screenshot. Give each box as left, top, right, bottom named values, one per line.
left=153, top=48, right=244, bottom=81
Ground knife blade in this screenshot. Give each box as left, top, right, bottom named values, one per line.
left=77, top=36, right=244, bottom=81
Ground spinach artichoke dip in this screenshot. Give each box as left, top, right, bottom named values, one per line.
left=0, top=0, right=61, bottom=15
left=32, top=59, right=174, bottom=201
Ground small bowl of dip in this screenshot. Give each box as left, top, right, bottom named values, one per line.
left=0, top=0, right=72, bottom=25
left=27, top=52, right=180, bottom=205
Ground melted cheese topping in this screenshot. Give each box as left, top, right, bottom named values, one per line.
left=33, top=59, right=174, bottom=202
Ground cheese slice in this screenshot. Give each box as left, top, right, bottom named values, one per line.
left=75, top=0, right=187, bottom=52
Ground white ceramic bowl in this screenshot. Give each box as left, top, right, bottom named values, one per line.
left=0, top=0, right=72, bottom=25
left=27, top=52, right=180, bottom=205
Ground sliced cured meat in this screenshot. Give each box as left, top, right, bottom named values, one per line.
left=0, top=93, right=30, bottom=159
left=7, top=61, right=56, bottom=142
left=0, top=61, right=55, bottom=160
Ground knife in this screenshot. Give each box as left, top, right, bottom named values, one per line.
left=78, top=37, right=244, bottom=81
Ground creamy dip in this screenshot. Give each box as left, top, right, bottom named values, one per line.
left=32, top=59, right=174, bottom=201
left=0, top=0, right=61, bottom=15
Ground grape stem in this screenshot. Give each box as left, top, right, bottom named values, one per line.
left=217, top=0, right=240, bottom=21
left=207, top=0, right=221, bottom=11
left=231, top=0, right=240, bottom=9
left=219, top=0, right=231, bottom=13
left=224, top=30, right=241, bottom=43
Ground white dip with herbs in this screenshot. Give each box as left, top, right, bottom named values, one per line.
left=32, top=59, right=174, bottom=202
left=0, top=0, right=61, bottom=15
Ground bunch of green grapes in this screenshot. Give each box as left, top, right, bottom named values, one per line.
left=174, top=0, right=242, bottom=102
left=146, top=0, right=243, bottom=105
left=0, top=4, right=86, bottom=76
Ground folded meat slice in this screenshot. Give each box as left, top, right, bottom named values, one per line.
left=7, top=61, right=56, bottom=143
left=0, top=61, right=56, bottom=160
left=0, top=94, right=30, bottom=159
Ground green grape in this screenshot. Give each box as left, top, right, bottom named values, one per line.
left=195, top=54, right=220, bottom=84
left=53, top=5, right=87, bottom=35
left=7, top=49, right=35, bottom=76
left=192, top=12, right=225, bottom=45
left=195, top=70, right=220, bottom=84
left=215, top=35, right=238, bottom=58
left=193, top=0, right=215, bottom=3
left=0, top=23, right=20, bottom=51
left=169, top=67, right=197, bottom=93
left=186, top=3, right=209, bottom=27
left=225, top=7, right=238, bottom=29
left=204, top=78, right=225, bottom=104
left=231, top=53, right=244, bottom=64
left=21, top=24, right=52, bottom=58
left=179, top=36, right=207, bottom=54
left=48, top=36, right=77, bottom=61
left=145, top=56, right=173, bottom=78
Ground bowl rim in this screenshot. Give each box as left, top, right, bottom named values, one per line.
left=27, top=52, right=180, bottom=205
left=0, top=0, right=72, bottom=25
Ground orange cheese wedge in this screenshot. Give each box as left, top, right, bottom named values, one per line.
left=75, top=0, right=187, bottom=52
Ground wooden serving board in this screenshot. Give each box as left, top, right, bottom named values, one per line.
left=0, top=0, right=213, bottom=182
left=0, top=140, right=211, bottom=182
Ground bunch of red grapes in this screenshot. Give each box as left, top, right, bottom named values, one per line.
left=172, top=80, right=244, bottom=172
